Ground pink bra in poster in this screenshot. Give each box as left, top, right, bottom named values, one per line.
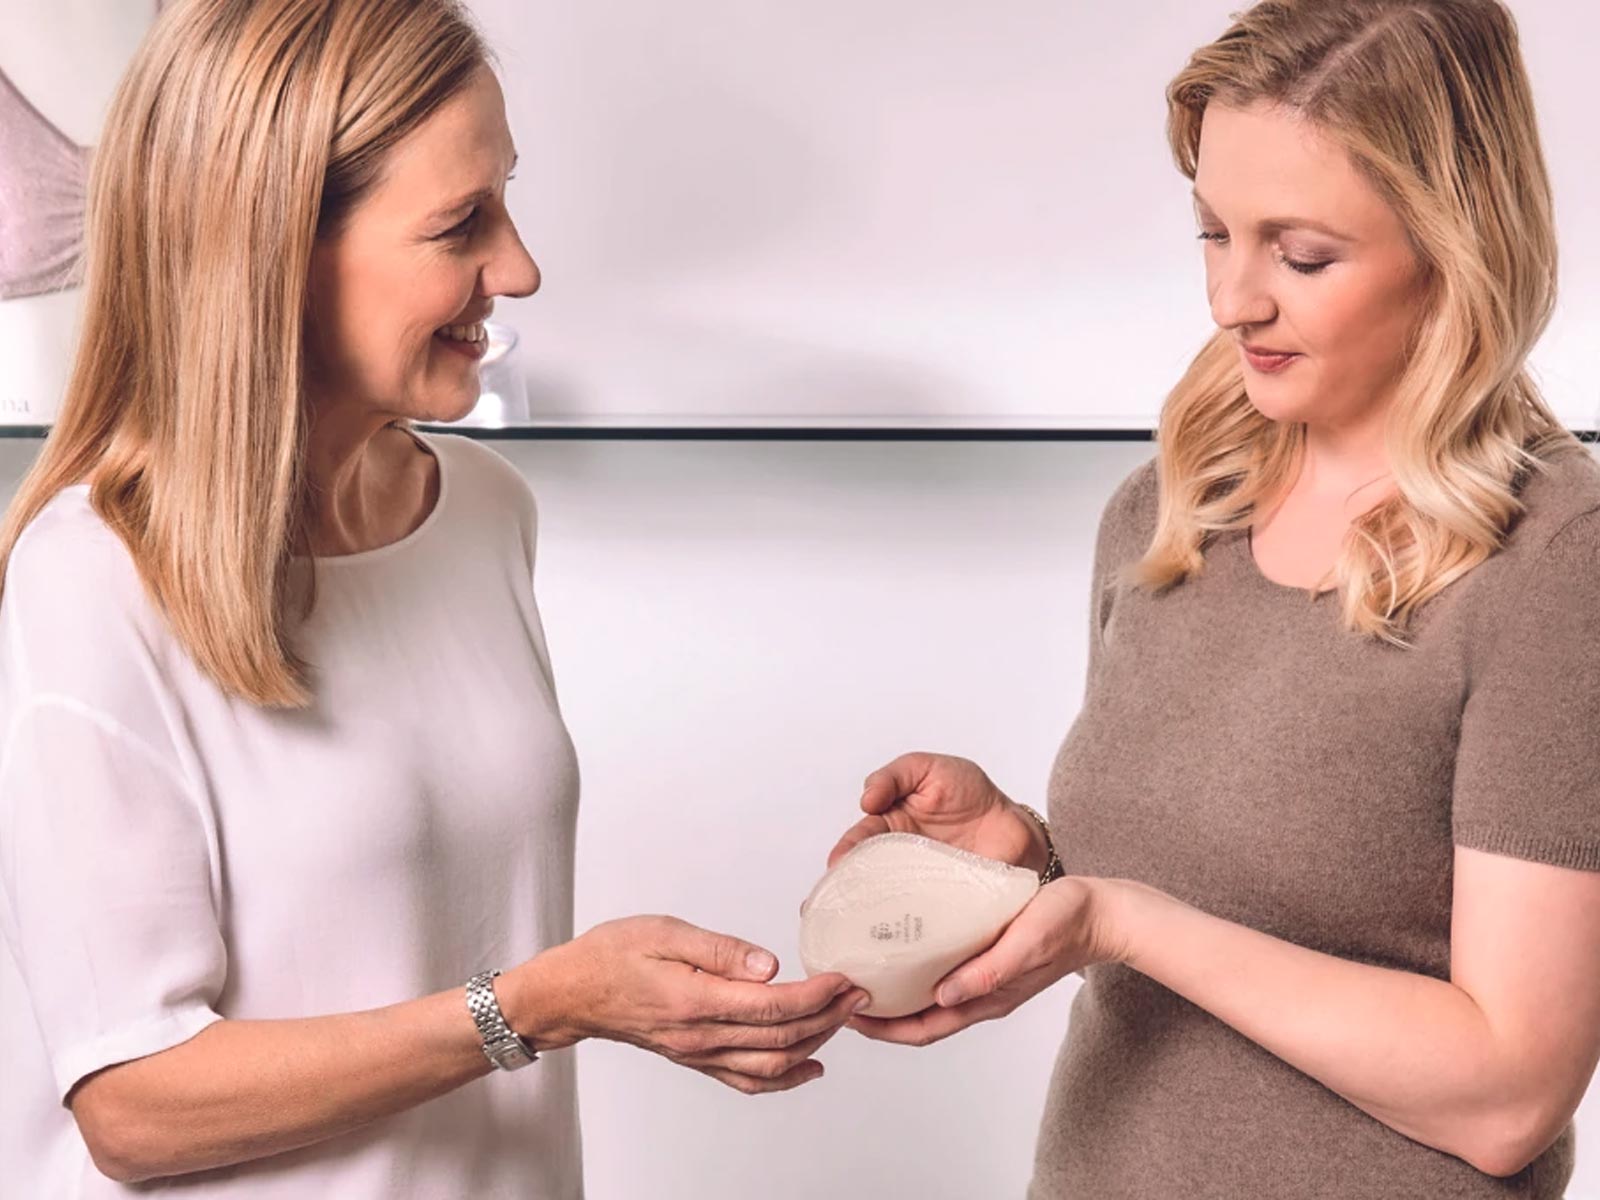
left=0, top=2, right=167, bottom=301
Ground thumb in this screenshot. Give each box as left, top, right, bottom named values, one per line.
left=934, top=920, right=1036, bottom=1008
left=861, top=751, right=932, bottom=815
left=666, top=922, right=778, bottom=982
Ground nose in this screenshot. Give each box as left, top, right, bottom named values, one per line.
left=483, top=216, right=541, bottom=300
left=1207, top=248, right=1276, bottom=333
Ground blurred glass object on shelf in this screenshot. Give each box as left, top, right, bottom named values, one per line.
left=448, top=321, right=526, bottom=427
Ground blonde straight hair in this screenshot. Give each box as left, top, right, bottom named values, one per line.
left=1138, top=0, right=1573, bottom=642
left=0, top=0, right=486, bottom=707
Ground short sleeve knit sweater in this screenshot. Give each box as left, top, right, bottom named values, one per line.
left=1033, top=443, right=1600, bottom=1200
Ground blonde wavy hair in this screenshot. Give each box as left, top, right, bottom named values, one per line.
left=0, top=0, right=486, bottom=707
left=1138, top=0, right=1573, bottom=642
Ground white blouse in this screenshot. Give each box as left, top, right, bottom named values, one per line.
left=0, top=431, right=584, bottom=1197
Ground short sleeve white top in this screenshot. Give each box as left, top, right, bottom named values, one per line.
left=0, top=432, right=584, bottom=1197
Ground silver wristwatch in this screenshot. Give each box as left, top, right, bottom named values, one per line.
left=465, top=969, right=538, bottom=1071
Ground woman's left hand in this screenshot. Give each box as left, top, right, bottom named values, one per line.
left=847, top=877, right=1119, bottom=1047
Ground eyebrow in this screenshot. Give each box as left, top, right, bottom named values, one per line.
left=1192, top=188, right=1355, bottom=242
left=428, top=152, right=520, bottom=222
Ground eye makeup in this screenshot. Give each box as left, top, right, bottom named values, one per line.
left=1195, top=229, right=1336, bottom=275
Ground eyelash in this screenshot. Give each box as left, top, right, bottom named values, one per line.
left=436, top=175, right=516, bottom=241
left=1195, top=231, right=1332, bottom=276
left=439, top=209, right=479, bottom=240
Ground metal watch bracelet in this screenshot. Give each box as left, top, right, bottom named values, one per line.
left=1014, top=802, right=1065, bottom=885
left=465, top=969, right=538, bottom=1071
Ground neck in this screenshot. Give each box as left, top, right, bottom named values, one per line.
left=1296, top=407, right=1393, bottom=503
left=300, top=396, right=412, bottom=554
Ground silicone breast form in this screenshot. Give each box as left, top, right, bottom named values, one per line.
left=799, top=833, right=1038, bottom=1018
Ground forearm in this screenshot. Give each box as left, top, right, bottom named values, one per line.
left=1099, top=879, right=1546, bottom=1175
left=74, top=984, right=498, bottom=1183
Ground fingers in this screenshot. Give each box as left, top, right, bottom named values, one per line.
left=713, top=985, right=870, bottom=1050
left=652, top=985, right=863, bottom=1078
left=691, top=1025, right=840, bottom=1079
left=934, top=935, right=1020, bottom=1009
left=825, top=814, right=892, bottom=868
left=860, top=752, right=935, bottom=815
left=700, top=1058, right=824, bottom=1096
left=660, top=920, right=780, bottom=983
left=934, top=892, right=1065, bottom=1007
left=698, top=970, right=855, bottom=1026
left=847, top=993, right=1008, bottom=1047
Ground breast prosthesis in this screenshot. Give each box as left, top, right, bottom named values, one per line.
left=799, top=833, right=1039, bottom=1018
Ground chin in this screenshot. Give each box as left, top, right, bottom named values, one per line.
left=1241, top=384, right=1314, bottom=426
left=411, top=382, right=483, bottom=426
left=441, top=392, right=484, bottom=424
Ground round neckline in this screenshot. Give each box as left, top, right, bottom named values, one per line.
left=60, top=430, right=448, bottom=568
left=1234, top=526, right=1337, bottom=600
left=302, top=429, right=447, bottom=568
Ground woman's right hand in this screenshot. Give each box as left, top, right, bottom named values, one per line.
left=501, top=916, right=868, bottom=1095
left=827, top=751, right=1046, bottom=874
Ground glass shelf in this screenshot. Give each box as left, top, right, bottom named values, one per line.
left=0, top=418, right=1160, bottom=442
left=5, top=418, right=1594, bottom=443
left=423, top=413, right=1162, bottom=440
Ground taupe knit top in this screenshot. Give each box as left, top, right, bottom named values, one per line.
left=1035, top=445, right=1600, bottom=1199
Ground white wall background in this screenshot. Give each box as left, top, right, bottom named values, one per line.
left=3, top=0, right=1597, bottom=1192
left=4, top=1, right=1594, bottom=428
left=5, top=1, right=1595, bottom=428
left=2, top=435, right=1597, bottom=1197
left=468, top=0, right=1600, bottom=429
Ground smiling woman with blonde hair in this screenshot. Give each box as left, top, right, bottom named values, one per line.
left=0, top=1, right=863, bottom=1194
left=831, top=1, right=1600, bottom=1196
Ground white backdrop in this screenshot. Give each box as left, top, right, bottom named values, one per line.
left=2, top=1, right=1592, bottom=428
left=468, top=0, right=1600, bottom=430
left=3, top=0, right=1599, bottom=1193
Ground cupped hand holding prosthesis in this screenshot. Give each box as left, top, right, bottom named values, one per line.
left=803, top=753, right=1118, bottom=1044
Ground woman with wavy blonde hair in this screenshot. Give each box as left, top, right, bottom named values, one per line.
left=0, top=0, right=864, bottom=1194
left=830, top=1, right=1600, bottom=1196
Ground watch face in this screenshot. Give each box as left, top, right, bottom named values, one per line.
left=490, top=1037, right=536, bottom=1069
